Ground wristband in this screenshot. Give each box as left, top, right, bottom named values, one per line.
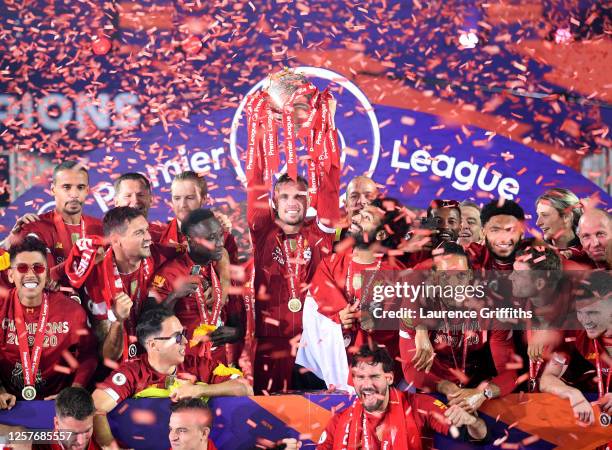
left=107, top=309, right=118, bottom=323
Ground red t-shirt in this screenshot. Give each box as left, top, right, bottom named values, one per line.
left=558, top=330, right=611, bottom=393
left=247, top=145, right=339, bottom=339
left=99, top=353, right=230, bottom=404
left=150, top=252, right=243, bottom=363
left=399, top=325, right=517, bottom=396
left=0, top=290, right=98, bottom=399
left=316, top=391, right=451, bottom=450
left=18, top=211, right=103, bottom=265
left=78, top=244, right=178, bottom=323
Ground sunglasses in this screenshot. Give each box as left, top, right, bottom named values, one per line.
left=12, top=263, right=47, bottom=274
left=153, top=329, right=187, bottom=344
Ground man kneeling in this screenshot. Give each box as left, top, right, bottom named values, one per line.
left=317, top=346, right=488, bottom=449
left=92, top=308, right=251, bottom=448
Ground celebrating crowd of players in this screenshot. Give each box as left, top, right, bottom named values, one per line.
left=0, top=78, right=610, bottom=449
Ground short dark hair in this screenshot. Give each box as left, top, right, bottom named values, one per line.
left=515, top=246, right=563, bottom=287
left=433, top=241, right=468, bottom=259
left=426, top=199, right=461, bottom=219
left=170, top=398, right=213, bottom=427
left=136, top=307, right=175, bottom=347
left=114, top=172, right=151, bottom=194
left=480, top=199, right=525, bottom=226
left=350, top=345, right=395, bottom=374
left=274, top=173, right=309, bottom=191
left=53, top=161, right=89, bottom=184
left=369, top=197, right=410, bottom=248
left=172, top=171, right=208, bottom=198
left=575, top=270, right=611, bottom=303
left=9, top=236, right=48, bottom=263
left=180, top=208, right=217, bottom=237
left=55, top=387, right=95, bottom=421
left=103, top=206, right=145, bottom=237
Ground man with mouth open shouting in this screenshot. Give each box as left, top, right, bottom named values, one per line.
left=0, top=236, right=97, bottom=405
left=64, top=207, right=181, bottom=363
left=316, top=346, right=488, bottom=450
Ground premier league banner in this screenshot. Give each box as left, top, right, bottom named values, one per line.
left=1, top=1, right=610, bottom=239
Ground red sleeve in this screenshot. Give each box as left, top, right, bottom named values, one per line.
left=100, top=362, right=139, bottom=404
left=315, top=164, right=340, bottom=230
left=411, top=393, right=451, bottom=436
left=316, top=413, right=340, bottom=450
left=488, top=331, right=517, bottom=396
left=399, top=332, right=442, bottom=392
left=309, top=255, right=348, bottom=321
left=246, top=146, right=274, bottom=232
left=151, top=244, right=182, bottom=270
left=71, top=303, right=98, bottom=387
left=223, top=232, right=239, bottom=265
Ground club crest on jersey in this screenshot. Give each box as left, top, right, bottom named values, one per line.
left=153, top=275, right=166, bottom=288
left=112, top=373, right=127, bottom=386
left=272, top=247, right=285, bottom=265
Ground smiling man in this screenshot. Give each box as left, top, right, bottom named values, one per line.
left=539, top=270, right=612, bottom=426
left=458, top=201, right=483, bottom=247
left=91, top=308, right=251, bottom=449
left=577, top=208, right=611, bottom=269
left=466, top=199, right=527, bottom=271
left=0, top=237, right=97, bottom=406
left=316, top=346, right=488, bottom=449
left=64, top=207, right=181, bottom=362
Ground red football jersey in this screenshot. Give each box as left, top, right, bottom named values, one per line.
left=18, top=211, right=103, bottom=265
left=0, top=290, right=98, bottom=399
left=99, top=353, right=230, bottom=404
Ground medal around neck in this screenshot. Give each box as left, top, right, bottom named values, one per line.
left=288, top=297, right=302, bottom=313
left=22, top=385, right=36, bottom=401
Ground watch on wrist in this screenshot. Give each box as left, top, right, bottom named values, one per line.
left=482, top=386, right=494, bottom=399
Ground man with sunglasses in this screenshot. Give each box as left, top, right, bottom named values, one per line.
left=150, top=208, right=240, bottom=365
left=64, top=207, right=181, bottom=363
left=3, top=161, right=103, bottom=269
left=91, top=308, right=251, bottom=449
left=0, top=237, right=97, bottom=406
left=34, top=386, right=99, bottom=450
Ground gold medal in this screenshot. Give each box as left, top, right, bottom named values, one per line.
left=288, top=297, right=302, bottom=313
left=22, top=385, right=36, bottom=401
left=352, top=274, right=363, bottom=291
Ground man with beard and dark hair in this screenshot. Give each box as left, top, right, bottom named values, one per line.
left=316, top=346, right=488, bottom=450
left=3, top=161, right=103, bottom=270
left=150, top=208, right=240, bottom=369
left=64, top=207, right=181, bottom=363
left=467, top=199, right=526, bottom=270
left=539, top=270, right=612, bottom=426
left=400, top=242, right=517, bottom=413
left=296, top=198, right=409, bottom=390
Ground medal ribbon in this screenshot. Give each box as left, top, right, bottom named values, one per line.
left=13, top=291, right=49, bottom=390
left=594, top=339, right=611, bottom=399
left=281, top=235, right=303, bottom=305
